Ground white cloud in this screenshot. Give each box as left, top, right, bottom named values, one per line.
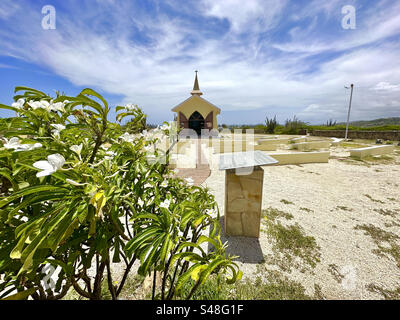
left=201, top=0, right=287, bottom=33
left=274, top=1, right=400, bottom=54
left=0, top=0, right=20, bottom=19
left=372, top=82, right=400, bottom=92
left=0, top=0, right=399, bottom=124
left=303, top=104, right=320, bottom=112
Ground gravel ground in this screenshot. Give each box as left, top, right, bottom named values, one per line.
left=201, top=141, right=400, bottom=300
left=92, top=138, right=400, bottom=300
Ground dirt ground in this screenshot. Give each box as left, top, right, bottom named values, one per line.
left=201, top=138, right=400, bottom=299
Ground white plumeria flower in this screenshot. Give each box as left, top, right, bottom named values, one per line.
left=159, top=199, right=171, bottom=209
left=70, top=144, right=83, bottom=156
left=160, top=180, right=168, bottom=188
left=3, top=137, right=23, bottom=150
left=51, top=101, right=66, bottom=113
left=3, top=137, right=42, bottom=152
left=125, top=104, right=136, bottom=111
left=27, top=100, right=41, bottom=110
left=137, top=198, right=144, bottom=208
left=105, top=150, right=116, bottom=160
left=160, top=124, right=169, bottom=131
left=51, top=124, right=66, bottom=132
left=28, top=100, right=51, bottom=111
left=143, top=144, right=153, bottom=152
left=51, top=124, right=66, bottom=139
left=140, top=130, right=148, bottom=137
left=11, top=98, right=25, bottom=109
left=185, top=177, right=194, bottom=186
left=205, top=208, right=217, bottom=216
left=33, top=154, right=65, bottom=177
left=23, top=143, right=43, bottom=151
left=119, top=132, right=135, bottom=143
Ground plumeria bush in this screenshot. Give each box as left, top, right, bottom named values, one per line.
left=0, top=87, right=241, bottom=300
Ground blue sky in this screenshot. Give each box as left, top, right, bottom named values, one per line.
left=0, top=0, right=399, bottom=125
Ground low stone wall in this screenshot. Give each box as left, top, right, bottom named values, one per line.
left=254, top=144, right=277, bottom=151
left=208, top=140, right=256, bottom=153
left=266, top=151, right=330, bottom=165
left=258, top=138, right=290, bottom=145
left=291, top=136, right=307, bottom=143
left=311, top=130, right=400, bottom=141
left=350, top=145, right=395, bottom=159
left=291, top=141, right=331, bottom=151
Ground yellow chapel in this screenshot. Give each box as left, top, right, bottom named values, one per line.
left=172, top=71, right=221, bottom=135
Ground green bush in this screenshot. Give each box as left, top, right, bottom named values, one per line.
left=265, top=116, right=277, bottom=134
left=0, top=86, right=241, bottom=300
left=307, top=124, right=400, bottom=131
left=279, top=116, right=307, bottom=135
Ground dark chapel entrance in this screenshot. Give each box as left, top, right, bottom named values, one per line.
left=188, top=111, right=204, bottom=135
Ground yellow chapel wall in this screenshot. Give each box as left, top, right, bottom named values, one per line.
left=174, top=96, right=219, bottom=129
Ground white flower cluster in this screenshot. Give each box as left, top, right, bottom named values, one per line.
left=125, top=104, right=137, bottom=111
left=160, top=199, right=171, bottom=209
left=153, top=122, right=174, bottom=134
left=51, top=124, right=66, bottom=138
left=104, top=150, right=116, bottom=160
left=27, top=100, right=66, bottom=113
left=185, top=177, right=194, bottom=186
left=119, top=132, right=136, bottom=143
left=11, top=99, right=25, bottom=109
left=3, top=137, right=42, bottom=152
left=140, top=130, right=148, bottom=137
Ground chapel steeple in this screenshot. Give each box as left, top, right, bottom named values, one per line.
left=191, top=70, right=203, bottom=96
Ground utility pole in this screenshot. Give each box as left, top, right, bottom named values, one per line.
left=344, top=84, right=354, bottom=141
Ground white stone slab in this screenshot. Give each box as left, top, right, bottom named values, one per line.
left=350, top=145, right=395, bottom=159
left=219, top=151, right=278, bottom=170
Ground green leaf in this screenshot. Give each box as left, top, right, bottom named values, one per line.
left=138, top=235, right=164, bottom=275
left=0, top=185, right=68, bottom=208
left=197, top=257, right=226, bottom=287
left=14, top=86, right=46, bottom=96
left=1, top=287, right=37, bottom=300
left=0, top=104, right=18, bottom=112
left=80, top=88, right=108, bottom=112
left=124, top=227, right=160, bottom=255
left=175, top=263, right=203, bottom=293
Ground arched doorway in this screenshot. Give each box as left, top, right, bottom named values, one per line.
left=188, top=111, right=204, bottom=135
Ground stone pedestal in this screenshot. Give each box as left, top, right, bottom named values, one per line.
left=224, top=166, right=264, bottom=238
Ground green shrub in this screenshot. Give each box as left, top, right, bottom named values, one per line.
left=265, top=116, right=278, bottom=134
left=279, top=116, right=307, bottom=135
left=0, top=86, right=241, bottom=300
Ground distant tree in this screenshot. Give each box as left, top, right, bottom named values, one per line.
left=325, top=119, right=337, bottom=127
left=282, top=116, right=307, bottom=134
left=265, top=115, right=278, bottom=134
